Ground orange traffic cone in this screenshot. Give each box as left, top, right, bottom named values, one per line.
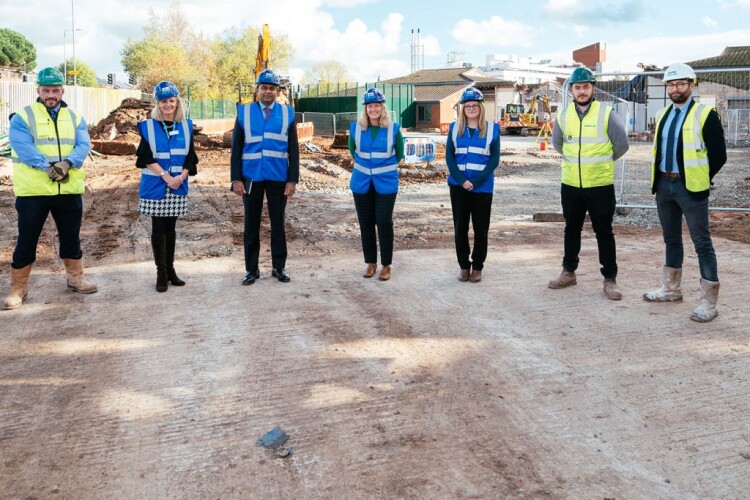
left=539, top=141, right=546, bottom=151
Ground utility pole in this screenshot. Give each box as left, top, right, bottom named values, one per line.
left=71, top=0, right=77, bottom=86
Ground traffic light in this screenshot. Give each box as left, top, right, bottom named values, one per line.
left=107, top=73, right=114, bottom=85
left=128, top=74, right=136, bottom=85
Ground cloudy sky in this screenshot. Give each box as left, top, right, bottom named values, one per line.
left=3, top=0, right=750, bottom=81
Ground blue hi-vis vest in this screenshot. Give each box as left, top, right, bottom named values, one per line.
left=350, top=121, right=400, bottom=195
left=238, top=103, right=294, bottom=182
left=448, top=121, right=498, bottom=194
left=137, top=119, right=191, bottom=200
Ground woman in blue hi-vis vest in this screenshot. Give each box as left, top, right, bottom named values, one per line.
left=348, top=88, right=405, bottom=282
left=446, top=87, right=500, bottom=283
left=136, top=81, right=198, bottom=292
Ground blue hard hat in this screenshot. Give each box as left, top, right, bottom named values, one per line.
left=362, top=88, right=386, bottom=104
left=154, top=81, right=179, bottom=101
left=256, top=69, right=280, bottom=86
left=460, top=87, right=484, bottom=103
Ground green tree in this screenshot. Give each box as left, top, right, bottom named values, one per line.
left=210, top=26, right=294, bottom=99
left=302, top=60, right=353, bottom=85
left=121, top=0, right=207, bottom=96
left=57, top=59, right=97, bottom=87
left=0, top=28, right=37, bottom=70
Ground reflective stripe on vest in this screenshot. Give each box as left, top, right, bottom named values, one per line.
left=349, top=120, right=400, bottom=195
left=239, top=103, right=293, bottom=182
left=354, top=120, right=395, bottom=159
left=451, top=120, right=494, bottom=171
left=558, top=101, right=614, bottom=188
left=650, top=103, right=711, bottom=192
left=10, top=103, right=85, bottom=196
left=137, top=118, right=190, bottom=199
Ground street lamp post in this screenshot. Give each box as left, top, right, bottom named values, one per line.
left=71, top=0, right=77, bottom=86
left=63, top=29, right=82, bottom=85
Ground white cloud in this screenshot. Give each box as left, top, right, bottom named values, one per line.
left=323, top=0, right=377, bottom=6
left=702, top=16, right=719, bottom=29
left=451, top=16, right=535, bottom=48
left=3, top=0, right=414, bottom=81
left=574, top=25, right=590, bottom=37
left=542, top=0, right=646, bottom=24
left=604, top=29, right=750, bottom=72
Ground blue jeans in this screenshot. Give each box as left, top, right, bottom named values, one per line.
left=12, top=195, right=84, bottom=268
left=655, top=177, right=718, bottom=281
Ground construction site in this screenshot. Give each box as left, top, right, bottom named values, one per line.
left=2, top=16, right=750, bottom=497
left=2, top=91, right=750, bottom=496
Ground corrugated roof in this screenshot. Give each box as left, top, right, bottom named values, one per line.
left=383, top=67, right=486, bottom=85
left=687, top=46, right=750, bottom=90
left=688, top=46, right=750, bottom=68
left=414, top=84, right=468, bottom=102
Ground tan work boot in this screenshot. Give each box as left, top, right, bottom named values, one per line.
left=458, top=269, right=470, bottom=282
left=603, top=278, right=622, bottom=301
left=378, top=265, right=391, bottom=281
left=469, top=269, right=482, bottom=283
left=690, top=279, right=720, bottom=323
left=548, top=269, right=576, bottom=289
left=63, top=258, right=98, bottom=294
left=643, top=266, right=683, bottom=302
left=3, top=264, right=33, bottom=310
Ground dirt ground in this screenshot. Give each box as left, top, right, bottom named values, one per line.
left=1, top=141, right=749, bottom=498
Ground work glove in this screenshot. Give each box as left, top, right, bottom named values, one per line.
left=48, top=160, right=71, bottom=183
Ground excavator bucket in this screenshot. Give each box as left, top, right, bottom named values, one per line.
left=331, top=131, right=349, bottom=149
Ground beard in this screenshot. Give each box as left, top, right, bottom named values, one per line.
left=670, top=90, right=690, bottom=104
left=574, top=94, right=593, bottom=106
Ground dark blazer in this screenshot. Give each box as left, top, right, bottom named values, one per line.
left=652, top=99, right=727, bottom=199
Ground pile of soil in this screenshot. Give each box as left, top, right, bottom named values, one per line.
left=89, top=98, right=153, bottom=142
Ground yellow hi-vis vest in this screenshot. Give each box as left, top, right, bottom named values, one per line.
left=651, top=103, right=712, bottom=193
left=10, top=103, right=85, bottom=196
left=558, top=101, right=614, bottom=188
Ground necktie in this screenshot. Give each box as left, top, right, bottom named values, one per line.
left=48, top=109, right=57, bottom=121
left=264, top=106, right=271, bottom=121
left=665, top=108, right=681, bottom=173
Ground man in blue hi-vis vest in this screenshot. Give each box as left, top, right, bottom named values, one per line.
left=230, top=69, right=300, bottom=285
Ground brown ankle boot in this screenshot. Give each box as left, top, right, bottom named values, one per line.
left=458, top=269, right=470, bottom=282
left=548, top=269, right=576, bottom=289
left=363, top=263, right=377, bottom=278
left=469, top=269, right=482, bottom=283
left=378, top=265, right=391, bottom=281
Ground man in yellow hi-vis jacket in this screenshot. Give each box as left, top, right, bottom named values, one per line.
left=643, top=63, right=727, bottom=322
left=548, top=67, right=630, bottom=300
left=3, top=67, right=97, bottom=310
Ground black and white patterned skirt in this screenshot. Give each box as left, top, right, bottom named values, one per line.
left=138, top=192, right=189, bottom=217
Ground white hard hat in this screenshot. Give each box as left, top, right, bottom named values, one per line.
left=663, top=63, right=696, bottom=83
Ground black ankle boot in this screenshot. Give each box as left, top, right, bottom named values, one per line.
left=167, top=268, right=185, bottom=286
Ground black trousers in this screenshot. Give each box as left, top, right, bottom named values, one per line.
left=243, top=180, right=287, bottom=272
left=449, top=185, right=493, bottom=271
left=560, top=183, right=617, bottom=279
left=352, top=184, right=397, bottom=266
left=12, top=194, right=83, bottom=268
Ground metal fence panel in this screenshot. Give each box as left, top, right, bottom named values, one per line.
left=0, top=81, right=140, bottom=133
left=300, top=112, right=336, bottom=136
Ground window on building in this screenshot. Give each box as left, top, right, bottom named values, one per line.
left=417, top=104, right=432, bottom=123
